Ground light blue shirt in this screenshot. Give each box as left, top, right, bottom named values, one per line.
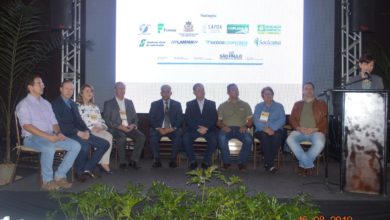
left=253, top=101, right=285, bottom=132
left=16, top=94, right=58, bottom=137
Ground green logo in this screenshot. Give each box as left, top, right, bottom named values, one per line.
left=139, top=39, right=146, bottom=47
left=257, top=25, right=281, bottom=34
left=158, top=23, right=164, bottom=33
left=226, top=24, right=249, bottom=34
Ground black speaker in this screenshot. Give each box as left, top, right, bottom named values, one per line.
left=349, top=0, right=375, bottom=32
left=50, top=0, right=73, bottom=29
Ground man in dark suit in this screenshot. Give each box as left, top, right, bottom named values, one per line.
left=183, top=83, right=218, bottom=170
left=103, top=82, right=146, bottom=169
left=149, top=84, right=183, bottom=168
left=52, top=80, right=109, bottom=182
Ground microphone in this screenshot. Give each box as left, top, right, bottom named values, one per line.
left=364, top=72, right=372, bottom=81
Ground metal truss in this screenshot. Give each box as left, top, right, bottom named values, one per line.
left=341, top=0, right=362, bottom=87
left=61, top=0, right=82, bottom=100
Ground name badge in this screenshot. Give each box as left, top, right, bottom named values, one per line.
left=260, top=111, right=269, bottom=122
left=91, top=114, right=97, bottom=120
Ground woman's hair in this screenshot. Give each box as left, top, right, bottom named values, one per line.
left=261, top=86, right=274, bottom=97
left=77, top=84, right=95, bottom=105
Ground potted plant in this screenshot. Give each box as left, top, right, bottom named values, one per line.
left=0, top=0, right=61, bottom=185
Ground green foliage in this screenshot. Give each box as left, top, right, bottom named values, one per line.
left=50, top=166, right=320, bottom=219
left=0, top=0, right=61, bottom=162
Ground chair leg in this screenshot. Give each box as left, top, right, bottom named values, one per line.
left=12, top=150, right=22, bottom=183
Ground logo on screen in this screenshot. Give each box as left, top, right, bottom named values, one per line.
left=257, top=25, right=281, bottom=34
left=139, top=39, right=166, bottom=47
left=157, top=23, right=176, bottom=33
left=206, top=40, right=247, bottom=47
left=219, top=51, right=243, bottom=60
left=226, top=24, right=249, bottom=34
left=139, top=39, right=146, bottom=47
left=203, top=24, right=223, bottom=33
left=171, top=40, right=198, bottom=45
left=254, top=38, right=282, bottom=46
left=184, top=21, right=194, bottom=32
left=139, top=24, right=151, bottom=35
left=180, top=21, right=198, bottom=37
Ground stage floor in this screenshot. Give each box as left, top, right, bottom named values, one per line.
left=1, top=156, right=390, bottom=219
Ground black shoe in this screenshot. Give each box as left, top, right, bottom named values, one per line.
left=189, top=162, right=198, bottom=170
left=119, top=163, right=128, bottom=169
left=152, top=161, right=162, bottom=168
left=169, top=161, right=177, bottom=168
left=129, top=160, right=141, bottom=170
left=83, top=170, right=100, bottom=179
left=98, top=164, right=113, bottom=174
left=201, top=162, right=209, bottom=170
left=267, top=166, right=278, bottom=174
left=238, top=164, right=247, bottom=171
left=223, top=163, right=231, bottom=170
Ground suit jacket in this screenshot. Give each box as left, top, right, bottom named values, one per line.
left=289, top=98, right=328, bottom=134
left=185, top=99, right=217, bottom=133
left=103, top=97, right=139, bottom=130
left=51, top=96, right=89, bottom=136
left=149, top=99, right=183, bottom=129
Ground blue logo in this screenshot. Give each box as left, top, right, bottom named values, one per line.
left=171, top=40, right=198, bottom=45
left=206, top=40, right=247, bottom=47
left=139, top=24, right=151, bottom=35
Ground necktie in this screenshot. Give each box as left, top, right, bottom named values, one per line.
left=163, top=100, right=171, bottom=128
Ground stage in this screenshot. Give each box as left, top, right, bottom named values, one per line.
left=1, top=156, right=390, bottom=220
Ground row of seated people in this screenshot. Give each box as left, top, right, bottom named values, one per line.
left=15, top=73, right=327, bottom=190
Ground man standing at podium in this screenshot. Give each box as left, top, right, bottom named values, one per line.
left=287, top=82, right=328, bottom=176
left=346, top=53, right=384, bottom=90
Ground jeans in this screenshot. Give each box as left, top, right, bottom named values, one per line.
left=69, top=134, right=110, bottom=175
left=182, top=131, right=217, bottom=165
left=254, top=130, right=283, bottom=169
left=149, top=128, right=182, bottom=161
left=218, top=126, right=253, bottom=164
left=23, top=135, right=81, bottom=183
left=286, top=131, right=325, bottom=169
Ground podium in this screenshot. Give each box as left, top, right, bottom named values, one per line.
left=332, top=90, right=388, bottom=195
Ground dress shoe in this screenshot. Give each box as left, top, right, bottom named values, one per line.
left=119, top=163, right=128, bottom=169
left=83, top=170, right=100, bottom=179
left=201, top=162, right=209, bottom=170
left=98, top=164, right=113, bottom=174
left=189, top=162, right=198, bottom=170
left=267, top=166, right=278, bottom=174
left=238, top=164, right=247, bottom=171
left=223, top=163, right=231, bottom=170
left=129, top=160, right=141, bottom=170
left=169, top=161, right=178, bottom=168
left=152, top=161, right=162, bottom=168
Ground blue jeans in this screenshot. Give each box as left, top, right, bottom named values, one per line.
left=69, top=134, right=110, bottom=175
left=286, top=131, right=325, bottom=169
left=23, top=135, right=81, bottom=183
left=218, top=126, right=253, bottom=165
left=182, top=131, right=217, bottom=165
